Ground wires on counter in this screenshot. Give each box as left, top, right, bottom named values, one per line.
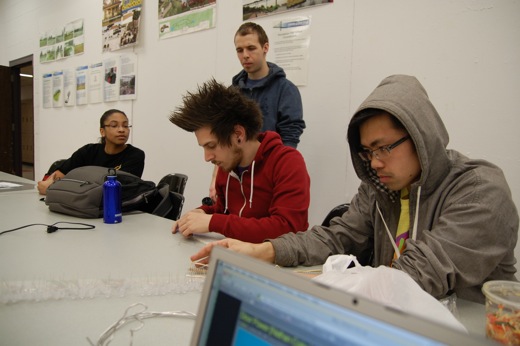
left=86, top=303, right=196, bottom=346
left=0, top=221, right=95, bottom=236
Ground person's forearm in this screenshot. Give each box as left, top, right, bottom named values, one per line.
left=255, top=242, right=275, bottom=263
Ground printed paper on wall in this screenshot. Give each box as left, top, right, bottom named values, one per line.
left=102, top=0, right=143, bottom=52
left=158, top=0, right=216, bottom=40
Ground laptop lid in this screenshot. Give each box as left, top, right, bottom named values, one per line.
left=190, top=247, right=491, bottom=346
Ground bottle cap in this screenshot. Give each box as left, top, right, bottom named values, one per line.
left=107, top=168, right=117, bottom=177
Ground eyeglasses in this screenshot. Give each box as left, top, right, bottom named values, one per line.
left=103, top=124, right=132, bottom=130
left=358, top=135, right=410, bottom=162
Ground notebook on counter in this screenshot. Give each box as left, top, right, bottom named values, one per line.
left=190, top=246, right=491, bottom=346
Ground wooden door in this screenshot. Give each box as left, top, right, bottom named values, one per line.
left=0, top=66, right=13, bottom=173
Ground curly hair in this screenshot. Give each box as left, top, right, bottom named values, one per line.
left=169, top=78, right=263, bottom=147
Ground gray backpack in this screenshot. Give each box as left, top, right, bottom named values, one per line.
left=45, top=166, right=158, bottom=218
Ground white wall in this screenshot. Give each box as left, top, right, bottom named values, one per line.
left=1, top=0, right=519, bottom=264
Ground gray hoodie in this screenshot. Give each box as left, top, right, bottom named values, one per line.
left=271, top=75, right=518, bottom=303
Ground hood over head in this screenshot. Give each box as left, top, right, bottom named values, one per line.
left=347, top=75, right=451, bottom=196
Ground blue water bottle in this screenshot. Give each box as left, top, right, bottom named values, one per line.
left=103, top=169, right=122, bottom=224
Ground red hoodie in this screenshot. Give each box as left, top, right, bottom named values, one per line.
left=200, top=131, right=310, bottom=243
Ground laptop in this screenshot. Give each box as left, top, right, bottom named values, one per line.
left=190, top=247, right=492, bottom=346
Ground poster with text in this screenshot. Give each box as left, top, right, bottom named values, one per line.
left=119, top=53, right=137, bottom=100
left=271, top=16, right=311, bottom=86
left=158, top=0, right=216, bottom=40
left=103, top=0, right=142, bottom=52
left=76, top=65, right=88, bottom=105
left=63, top=69, right=76, bottom=106
left=243, top=0, right=332, bottom=20
left=89, top=62, right=104, bottom=104
left=52, top=71, right=64, bottom=107
left=103, top=57, right=120, bottom=102
left=42, top=73, right=53, bottom=108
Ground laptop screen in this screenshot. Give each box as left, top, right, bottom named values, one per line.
left=191, top=247, right=491, bottom=346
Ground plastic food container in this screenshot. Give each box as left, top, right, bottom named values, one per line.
left=482, top=280, right=520, bottom=345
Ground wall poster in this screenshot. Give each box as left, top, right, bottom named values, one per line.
left=39, top=19, right=84, bottom=63
left=242, top=0, right=333, bottom=20
left=41, top=53, right=137, bottom=109
left=102, top=0, right=143, bottom=52
left=271, top=16, right=311, bottom=86
left=76, top=65, right=88, bottom=106
left=158, top=0, right=217, bottom=40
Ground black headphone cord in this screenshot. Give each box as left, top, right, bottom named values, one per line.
left=0, top=221, right=95, bottom=236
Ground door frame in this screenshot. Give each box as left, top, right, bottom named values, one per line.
left=9, top=55, right=33, bottom=176
left=0, top=65, right=13, bottom=173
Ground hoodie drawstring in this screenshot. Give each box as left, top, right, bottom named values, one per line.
left=249, top=161, right=255, bottom=208
left=223, top=174, right=231, bottom=214
left=377, top=203, right=401, bottom=258
left=377, top=185, right=422, bottom=259
left=222, top=160, right=256, bottom=215
left=411, top=185, right=421, bottom=241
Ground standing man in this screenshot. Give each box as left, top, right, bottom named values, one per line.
left=209, top=22, right=305, bottom=201
left=191, top=75, right=519, bottom=303
left=233, top=22, right=305, bottom=148
left=169, top=78, right=310, bottom=243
